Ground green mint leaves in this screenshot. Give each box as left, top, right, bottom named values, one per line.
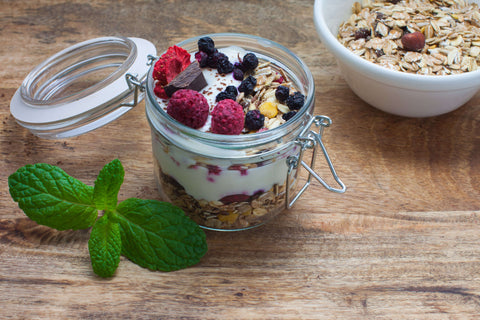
left=8, top=159, right=208, bottom=277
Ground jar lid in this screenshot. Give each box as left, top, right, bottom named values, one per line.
left=10, top=36, right=157, bottom=139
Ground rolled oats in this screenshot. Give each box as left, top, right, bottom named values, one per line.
left=337, top=0, right=480, bottom=75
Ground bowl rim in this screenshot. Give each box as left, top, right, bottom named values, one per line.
left=313, top=0, right=480, bottom=91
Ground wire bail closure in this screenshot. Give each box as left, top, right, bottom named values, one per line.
left=285, top=115, right=346, bottom=209
left=122, top=54, right=157, bottom=108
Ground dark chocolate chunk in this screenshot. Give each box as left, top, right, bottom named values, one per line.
left=164, top=60, right=207, bottom=97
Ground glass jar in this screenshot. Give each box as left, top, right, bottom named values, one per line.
left=145, top=33, right=345, bottom=231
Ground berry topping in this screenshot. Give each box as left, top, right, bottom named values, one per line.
left=244, top=110, right=265, bottom=131
left=238, top=75, right=257, bottom=96
left=207, top=51, right=226, bottom=69
left=197, top=37, right=215, bottom=55
left=286, top=92, right=305, bottom=110
left=242, top=53, right=259, bottom=72
left=195, top=51, right=208, bottom=67
left=233, top=67, right=244, bottom=81
left=275, top=85, right=290, bottom=102
left=215, top=85, right=238, bottom=102
left=167, top=89, right=209, bottom=129
left=211, top=99, right=245, bottom=135
left=153, top=46, right=192, bottom=99
left=225, top=85, right=238, bottom=97
left=282, top=111, right=296, bottom=121
left=217, top=58, right=234, bottom=74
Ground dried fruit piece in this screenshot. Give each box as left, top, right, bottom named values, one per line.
left=167, top=89, right=209, bottom=129
left=244, top=110, right=265, bottom=131
left=211, top=99, right=245, bottom=135
left=259, top=101, right=278, bottom=118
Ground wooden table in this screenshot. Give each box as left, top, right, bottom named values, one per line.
left=1, top=1, right=479, bottom=319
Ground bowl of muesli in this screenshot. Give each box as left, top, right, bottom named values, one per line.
left=313, top=0, right=480, bottom=117
left=145, top=33, right=346, bottom=231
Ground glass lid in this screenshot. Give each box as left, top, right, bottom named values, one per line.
left=10, top=36, right=156, bottom=139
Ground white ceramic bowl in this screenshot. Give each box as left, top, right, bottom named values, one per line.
left=313, top=0, right=480, bottom=117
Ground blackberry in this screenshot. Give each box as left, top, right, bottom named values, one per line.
left=217, top=58, right=234, bottom=74
left=275, top=85, right=290, bottom=102
left=198, top=37, right=215, bottom=55
left=245, top=110, right=265, bottom=131
left=233, top=67, right=244, bottom=81
left=195, top=51, right=208, bottom=67
left=215, top=91, right=236, bottom=102
left=286, top=92, right=305, bottom=110
left=242, top=53, right=259, bottom=71
left=225, top=85, right=238, bottom=97
left=238, top=75, right=257, bottom=96
left=282, top=111, right=296, bottom=121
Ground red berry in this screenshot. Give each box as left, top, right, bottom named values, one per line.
left=167, top=89, right=209, bottom=129
left=211, top=99, right=244, bottom=135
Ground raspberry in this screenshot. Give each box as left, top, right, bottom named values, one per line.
left=282, top=111, right=296, bottom=121
left=275, top=85, right=290, bottom=102
left=286, top=92, right=305, bottom=110
left=197, top=37, right=215, bottom=55
left=167, top=89, right=209, bottom=129
left=153, top=46, right=191, bottom=85
left=211, top=99, right=245, bottom=135
left=244, top=110, right=265, bottom=131
left=238, top=75, right=257, bottom=96
left=242, top=53, right=259, bottom=72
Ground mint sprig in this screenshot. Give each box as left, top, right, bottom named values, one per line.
left=8, top=159, right=208, bottom=277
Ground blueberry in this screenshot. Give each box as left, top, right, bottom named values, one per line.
left=217, top=59, right=233, bottom=74
left=242, top=53, right=259, bottom=72
left=275, top=85, right=290, bottom=102
left=198, top=37, right=215, bottom=55
left=233, top=68, right=244, bottom=81
left=238, top=75, right=257, bottom=96
left=207, top=51, right=226, bottom=68
left=286, top=92, right=305, bottom=110
left=245, top=110, right=265, bottom=131
left=215, top=91, right=236, bottom=102
left=225, top=85, right=238, bottom=97
left=282, top=111, right=297, bottom=121
left=195, top=51, right=208, bottom=67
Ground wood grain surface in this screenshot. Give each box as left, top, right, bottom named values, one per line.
left=1, top=0, right=479, bottom=319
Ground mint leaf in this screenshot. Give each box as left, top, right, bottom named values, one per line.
left=88, top=214, right=121, bottom=278
left=115, top=198, right=207, bottom=271
left=93, top=159, right=124, bottom=211
left=8, top=163, right=97, bottom=230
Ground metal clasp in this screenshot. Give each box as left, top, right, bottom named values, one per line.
left=121, top=55, right=158, bottom=108
left=285, top=115, right=346, bottom=209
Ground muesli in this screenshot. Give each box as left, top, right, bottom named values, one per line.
left=337, top=0, right=480, bottom=75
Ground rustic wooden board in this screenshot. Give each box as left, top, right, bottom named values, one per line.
left=1, top=0, right=479, bottom=319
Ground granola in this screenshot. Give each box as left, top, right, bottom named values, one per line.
left=337, top=0, right=480, bottom=75
left=154, top=159, right=296, bottom=230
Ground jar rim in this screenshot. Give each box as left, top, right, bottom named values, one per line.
left=146, top=33, right=315, bottom=149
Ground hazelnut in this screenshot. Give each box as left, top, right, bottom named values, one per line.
left=401, top=32, right=426, bottom=52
